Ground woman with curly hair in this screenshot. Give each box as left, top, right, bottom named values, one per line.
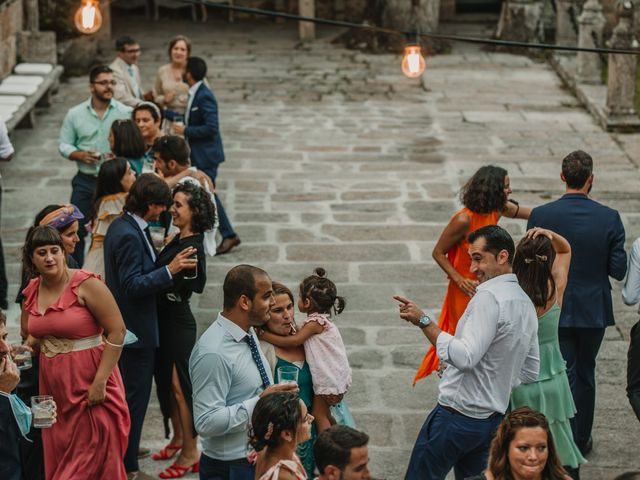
left=468, top=407, right=572, bottom=480
left=250, top=392, right=313, bottom=480
left=414, top=165, right=531, bottom=384
left=152, top=182, right=216, bottom=478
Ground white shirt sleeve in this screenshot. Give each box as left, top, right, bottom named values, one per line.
left=0, top=120, right=14, bottom=159
left=518, top=331, right=540, bottom=384
left=436, top=290, right=499, bottom=371
left=622, top=239, right=640, bottom=306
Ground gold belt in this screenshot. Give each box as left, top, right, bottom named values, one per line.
left=41, top=335, right=103, bottom=358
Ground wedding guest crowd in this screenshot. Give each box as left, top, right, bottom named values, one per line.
left=1, top=27, right=638, bottom=480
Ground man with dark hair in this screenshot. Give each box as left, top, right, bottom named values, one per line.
left=528, top=150, right=627, bottom=456
left=173, top=56, right=241, bottom=255
left=59, top=65, right=131, bottom=265
left=109, top=35, right=152, bottom=107
left=0, top=312, right=21, bottom=480
left=190, top=264, right=296, bottom=480
left=314, top=425, right=372, bottom=480
left=395, top=225, right=539, bottom=480
left=104, top=174, right=197, bottom=479
left=152, top=135, right=212, bottom=189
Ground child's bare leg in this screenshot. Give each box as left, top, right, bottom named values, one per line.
left=312, top=394, right=335, bottom=432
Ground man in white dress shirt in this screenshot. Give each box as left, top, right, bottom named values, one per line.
left=0, top=118, right=14, bottom=309
left=109, top=35, right=152, bottom=107
left=395, top=225, right=540, bottom=480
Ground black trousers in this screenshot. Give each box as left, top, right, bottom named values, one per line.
left=69, top=172, right=97, bottom=266
left=0, top=180, right=8, bottom=308
left=120, top=347, right=155, bottom=472
left=627, top=319, right=640, bottom=422
left=558, top=327, right=606, bottom=451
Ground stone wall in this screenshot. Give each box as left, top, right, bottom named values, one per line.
left=0, top=0, right=23, bottom=78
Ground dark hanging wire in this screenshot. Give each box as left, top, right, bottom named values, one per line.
left=173, top=0, right=640, bottom=56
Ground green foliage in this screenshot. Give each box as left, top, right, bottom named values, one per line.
left=38, top=0, right=79, bottom=40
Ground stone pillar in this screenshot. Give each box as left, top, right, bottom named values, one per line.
left=556, top=0, right=579, bottom=48
left=605, top=0, right=640, bottom=129
left=299, top=0, right=315, bottom=42
left=577, top=0, right=605, bottom=83
left=17, top=0, right=57, bottom=64
left=496, top=0, right=544, bottom=42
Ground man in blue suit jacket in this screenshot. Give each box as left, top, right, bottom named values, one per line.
left=104, top=174, right=197, bottom=478
left=527, top=150, right=627, bottom=455
left=174, top=56, right=241, bottom=255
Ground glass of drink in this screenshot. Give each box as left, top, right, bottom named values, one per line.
left=12, top=344, right=32, bottom=371
left=183, top=253, right=197, bottom=280
left=277, top=366, right=299, bottom=385
left=31, top=395, right=55, bottom=428
left=173, top=115, right=185, bottom=136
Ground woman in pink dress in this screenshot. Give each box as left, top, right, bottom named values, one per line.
left=21, top=225, right=130, bottom=480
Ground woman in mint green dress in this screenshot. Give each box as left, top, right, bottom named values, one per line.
left=511, top=228, right=586, bottom=474
left=259, top=282, right=354, bottom=478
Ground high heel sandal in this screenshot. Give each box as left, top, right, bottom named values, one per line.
left=151, top=444, right=182, bottom=461
left=158, top=461, right=199, bottom=479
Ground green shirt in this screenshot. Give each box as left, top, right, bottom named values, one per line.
left=58, top=97, right=131, bottom=176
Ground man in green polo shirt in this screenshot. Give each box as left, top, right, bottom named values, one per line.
left=58, top=65, right=131, bottom=265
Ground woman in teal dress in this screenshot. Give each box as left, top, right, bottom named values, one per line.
left=511, top=228, right=586, bottom=475
left=259, top=282, right=354, bottom=478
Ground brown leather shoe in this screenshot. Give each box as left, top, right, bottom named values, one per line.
left=216, top=236, right=241, bottom=255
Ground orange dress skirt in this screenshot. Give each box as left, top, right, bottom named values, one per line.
left=413, top=208, right=499, bottom=385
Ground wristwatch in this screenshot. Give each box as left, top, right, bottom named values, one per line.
left=418, top=314, right=432, bottom=328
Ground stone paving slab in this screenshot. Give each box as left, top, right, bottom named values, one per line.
left=1, top=14, right=640, bottom=480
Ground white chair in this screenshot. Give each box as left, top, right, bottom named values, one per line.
left=0, top=83, right=38, bottom=96
left=2, top=75, right=44, bottom=87
left=0, top=95, right=27, bottom=106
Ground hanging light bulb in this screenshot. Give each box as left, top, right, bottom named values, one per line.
left=401, top=45, right=426, bottom=78
left=74, top=0, right=103, bottom=34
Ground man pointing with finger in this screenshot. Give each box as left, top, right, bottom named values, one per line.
left=396, top=225, right=540, bottom=480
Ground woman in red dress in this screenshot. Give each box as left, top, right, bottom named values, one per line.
left=22, top=225, right=130, bottom=480
left=413, top=165, right=530, bottom=384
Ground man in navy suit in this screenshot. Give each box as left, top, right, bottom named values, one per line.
left=527, top=150, right=627, bottom=455
left=104, top=174, right=197, bottom=479
left=174, top=56, right=241, bottom=255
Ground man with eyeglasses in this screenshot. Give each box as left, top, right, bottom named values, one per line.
left=58, top=65, right=131, bottom=265
left=109, top=35, right=153, bottom=107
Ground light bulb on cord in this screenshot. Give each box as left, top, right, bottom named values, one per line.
left=401, top=45, right=426, bottom=78
left=74, top=0, right=103, bottom=34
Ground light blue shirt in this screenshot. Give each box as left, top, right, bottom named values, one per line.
left=436, top=273, right=540, bottom=419
left=190, top=313, right=273, bottom=461
left=58, top=97, right=131, bottom=176
left=622, top=237, right=640, bottom=309
left=184, top=80, right=202, bottom=126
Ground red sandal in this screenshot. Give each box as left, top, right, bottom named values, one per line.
left=158, top=461, right=199, bottom=479
left=151, top=444, right=182, bottom=461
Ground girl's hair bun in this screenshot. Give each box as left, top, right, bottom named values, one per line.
left=314, top=267, right=326, bottom=278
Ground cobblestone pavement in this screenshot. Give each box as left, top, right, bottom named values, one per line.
left=2, top=13, right=639, bottom=479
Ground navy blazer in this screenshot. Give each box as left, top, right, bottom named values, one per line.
left=104, top=213, right=173, bottom=348
left=185, top=82, right=225, bottom=179
left=528, top=193, right=627, bottom=328
left=0, top=396, right=21, bottom=480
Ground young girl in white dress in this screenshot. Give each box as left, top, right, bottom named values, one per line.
left=260, top=268, right=352, bottom=432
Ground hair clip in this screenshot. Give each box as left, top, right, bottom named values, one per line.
left=264, top=422, right=274, bottom=440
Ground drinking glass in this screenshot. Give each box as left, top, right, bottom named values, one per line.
left=172, top=114, right=185, bottom=136
left=31, top=395, right=55, bottom=428
left=12, top=343, right=32, bottom=371
left=183, top=253, right=197, bottom=280
left=277, top=366, right=299, bottom=385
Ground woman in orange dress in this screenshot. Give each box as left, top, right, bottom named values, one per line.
left=413, top=165, right=531, bottom=384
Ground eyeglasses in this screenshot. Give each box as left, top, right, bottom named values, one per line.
left=124, top=48, right=141, bottom=54
left=93, top=80, right=117, bottom=86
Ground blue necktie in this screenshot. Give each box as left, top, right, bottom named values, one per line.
left=245, top=334, right=270, bottom=389
left=127, top=65, right=142, bottom=98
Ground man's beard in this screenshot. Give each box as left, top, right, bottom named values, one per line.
left=248, top=304, right=269, bottom=327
